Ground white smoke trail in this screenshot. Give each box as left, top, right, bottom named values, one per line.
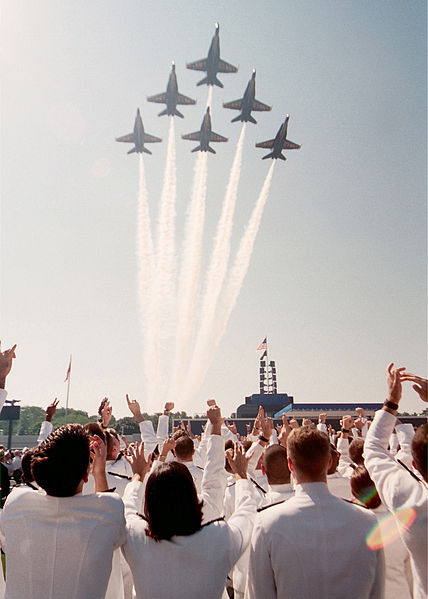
left=136, top=154, right=158, bottom=410
left=183, top=124, right=247, bottom=399
left=155, top=117, right=177, bottom=334
left=182, top=162, right=275, bottom=408
left=206, top=86, right=214, bottom=109
left=168, top=152, right=208, bottom=404
left=215, top=162, right=276, bottom=347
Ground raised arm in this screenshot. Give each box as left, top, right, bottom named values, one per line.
left=37, top=399, right=59, bottom=444
left=0, top=342, right=17, bottom=411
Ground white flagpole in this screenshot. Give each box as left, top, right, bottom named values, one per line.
left=65, top=355, right=72, bottom=424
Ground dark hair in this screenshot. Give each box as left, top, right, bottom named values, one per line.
left=263, top=444, right=290, bottom=484
left=287, top=426, right=330, bottom=479
left=21, top=448, right=36, bottom=483
left=350, top=465, right=381, bottom=509
left=172, top=430, right=187, bottom=441
left=174, top=435, right=194, bottom=460
left=327, top=444, right=340, bottom=475
left=31, top=424, right=90, bottom=497
left=83, top=422, right=106, bottom=444
left=144, top=461, right=203, bottom=541
left=412, top=424, right=427, bottom=482
left=104, top=428, right=120, bottom=460
left=349, top=438, right=365, bottom=465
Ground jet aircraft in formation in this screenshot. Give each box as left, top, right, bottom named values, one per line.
left=255, top=115, right=301, bottom=160
left=116, top=25, right=301, bottom=161
left=182, top=107, right=228, bottom=153
left=186, top=23, right=238, bottom=88
left=223, top=70, right=271, bottom=124
left=116, top=109, right=162, bottom=154
left=147, top=62, right=196, bottom=118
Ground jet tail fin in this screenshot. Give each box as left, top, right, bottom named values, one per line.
left=142, top=146, right=152, bottom=155
left=207, top=145, right=216, bottom=154
left=231, top=114, right=243, bottom=123
left=127, top=147, right=137, bottom=154
left=247, top=114, right=257, bottom=124
left=158, top=108, right=169, bottom=117
left=174, top=108, right=184, bottom=118
left=191, top=145, right=201, bottom=153
left=262, top=152, right=286, bottom=161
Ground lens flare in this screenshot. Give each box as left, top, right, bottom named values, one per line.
left=366, top=508, right=416, bottom=551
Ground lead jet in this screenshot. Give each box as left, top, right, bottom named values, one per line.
left=116, top=109, right=162, bottom=154
left=186, top=23, right=238, bottom=88
left=255, top=115, right=301, bottom=160
left=182, top=107, right=228, bottom=153
left=147, top=62, right=196, bottom=118
left=223, top=70, right=271, bottom=124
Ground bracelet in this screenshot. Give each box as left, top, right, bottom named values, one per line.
left=341, top=428, right=350, bottom=434
left=258, top=434, right=269, bottom=443
left=383, top=400, right=399, bottom=411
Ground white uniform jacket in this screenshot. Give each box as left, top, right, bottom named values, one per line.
left=364, top=409, right=427, bottom=599
left=0, top=486, right=126, bottom=599
left=246, top=482, right=384, bottom=599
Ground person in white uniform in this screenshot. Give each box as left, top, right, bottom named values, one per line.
left=246, top=425, right=384, bottom=599
left=0, top=424, right=126, bottom=599
left=363, top=364, right=427, bottom=599
left=122, top=405, right=257, bottom=599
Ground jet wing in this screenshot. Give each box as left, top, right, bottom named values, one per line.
left=147, top=93, right=167, bottom=104
left=186, top=59, right=208, bottom=72
left=217, top=59, right=238, bottom=73
left=144, top=134, right=162, bottom=143
left=255, top=139, right=275, bottom=149
left=210, top=132, right=228, bottom=143
left=223, top=99, right=243, bottom=110
left=116, top=133, right=135, bottom=143
left=176, top=93, right=197, bottom=106
left=182, top=132, right=201, bottom=141
left=252, top=100, right=272, bottom=112
left=282, top=140, right=301, bottom=150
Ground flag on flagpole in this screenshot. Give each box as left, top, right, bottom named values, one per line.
left=256, top=338, right=267, bottom=351
left=64, top=358, right=72, bottom=382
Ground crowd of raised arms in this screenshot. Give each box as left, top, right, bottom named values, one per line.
left=0, top=342, right=426, bottom=599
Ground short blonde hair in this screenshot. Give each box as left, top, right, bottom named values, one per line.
left=287, top=426, right=330, bottom=479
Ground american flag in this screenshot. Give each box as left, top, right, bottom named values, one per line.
left=256, top=338, right=267, bottom=351
left=64, top=357, right=72, bottom=382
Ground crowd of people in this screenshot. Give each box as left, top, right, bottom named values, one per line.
left=0, top=342, right=426, bottom=599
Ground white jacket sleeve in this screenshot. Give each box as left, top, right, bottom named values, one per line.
left=246, top=515, right=278, bottom=599
left=156, top=414, right=169, bottom=444
left=395, top=423, right=415, bottom=468
left=225, top=479, right=257, bottom=566
left=138, top=420, right=158, bottom=456
left=37, top=421, right=53, bottom=444
left=246, top=442, right=264, bottom=480
left=200, top=435, right=227, bottom=522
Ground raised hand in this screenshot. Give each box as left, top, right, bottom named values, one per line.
left=126, top=394, right=144, bottom=423
left=226, top=442, right=250, bottom=480
left=45, top=398, right=59, bottom=422
left=386, top=363, right=406, bottom=405
left=124, top=442, right=151, bottom=481
left=0, top=341, right=17, bottom=388
left=400, top=372, right=428, bottom=403
left=98, top=397, right=113, bottom=428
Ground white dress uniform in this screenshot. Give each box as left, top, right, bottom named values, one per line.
left=122, top=435, right=257, bottom=599
left=0, top=486, right=126, bottom=599
left=246, top=482, right=384, bottom=599
left=364, top=409, right=427, bottom=599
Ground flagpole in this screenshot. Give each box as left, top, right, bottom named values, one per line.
left=65, top=354, right=72, bottom=424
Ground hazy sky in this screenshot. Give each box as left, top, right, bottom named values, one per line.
left=1, top=1, right=426, bottom=419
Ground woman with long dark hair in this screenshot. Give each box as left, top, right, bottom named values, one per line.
left=122, top=406, right=257, bottom=599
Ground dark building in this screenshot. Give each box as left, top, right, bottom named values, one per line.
left=236, top=393, right=293, bottom=418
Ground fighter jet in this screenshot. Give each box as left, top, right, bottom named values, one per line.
left=182, top=107, right=228, bottom=153
left=223, top=70, right=271, bottom=124
left=147, top=62, right=196, bottom=118
left=186, top=23, right=238, bottom=88
left=116, top=109, right=162, bottom=154
left=255, top=115, right=301, bottom=160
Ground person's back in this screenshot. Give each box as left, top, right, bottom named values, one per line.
left=0, top=424, right=126, bottom=599
left=247, top=426, right=384, bottom=599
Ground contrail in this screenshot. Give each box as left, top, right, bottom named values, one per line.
left=136, top=154, right=158, bottom=410
left=183, top=124, right=247, bottom=399
left=215, top=162, right=276, bottom=347
left=206, top=86, right=213, bottom=109
left=155, top=117, right=177, bottom=338
left=183, top=162, right=276, bottom=407
left=168, top=151, right=208, bottom=404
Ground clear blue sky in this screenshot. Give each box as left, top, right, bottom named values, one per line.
left=1, top=1, right=426, bottom=418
